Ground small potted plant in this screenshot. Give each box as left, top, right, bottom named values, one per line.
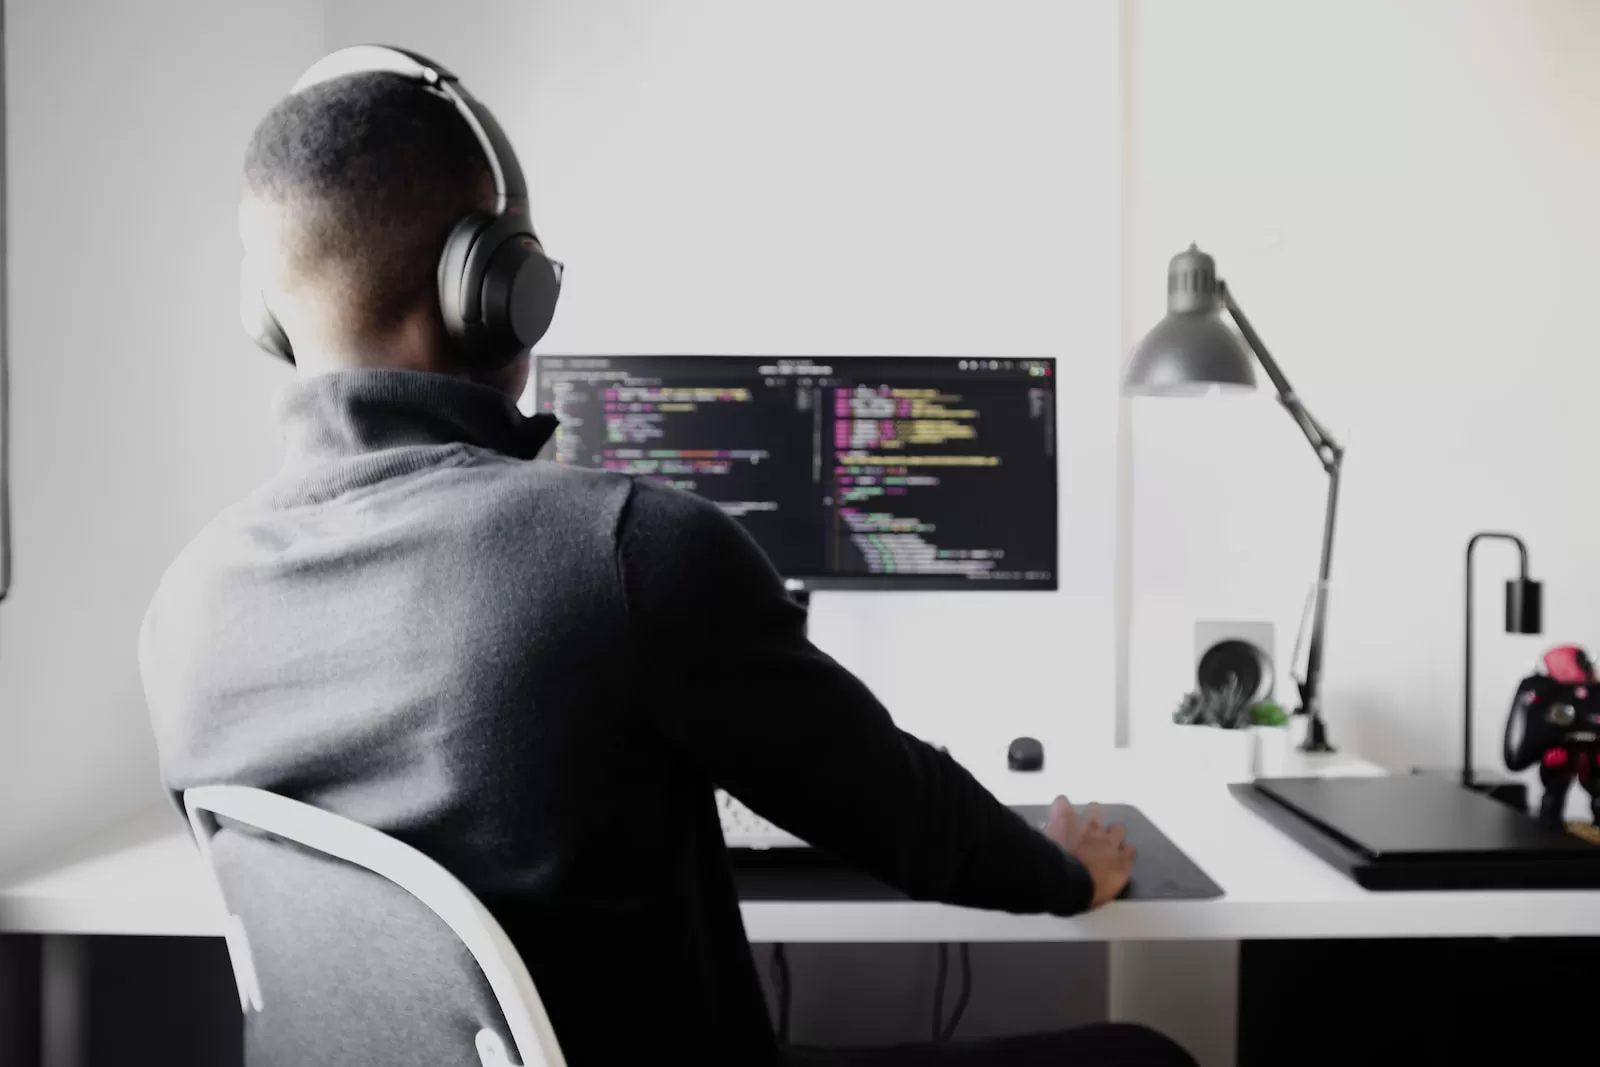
left=1170, top=679, right=1292, bottom=781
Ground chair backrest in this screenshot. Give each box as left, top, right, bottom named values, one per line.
left=184, top=785, right=567, bottom=1067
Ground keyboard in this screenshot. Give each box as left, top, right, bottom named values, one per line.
left=718, top=790, right=807, bottom=850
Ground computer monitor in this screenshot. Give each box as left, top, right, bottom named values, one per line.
left=533, top=356, right=1058, bottom=591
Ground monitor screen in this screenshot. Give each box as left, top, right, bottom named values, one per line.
left=533, top=356, right=1058, bottom=591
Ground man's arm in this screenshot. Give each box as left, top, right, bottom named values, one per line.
left=619, top=480, right=1094, bottom=916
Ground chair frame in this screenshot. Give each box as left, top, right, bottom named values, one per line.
left=184, top=785, right=567, bottom=1067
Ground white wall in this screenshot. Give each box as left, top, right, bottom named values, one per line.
left=1129, top=0, right=1600, bottom=791
left=325, top=0, right=1125, bottom=759
left=0, top=0, right=322, bottom=870
left=10, top=0, right=1595, bottom=868
left=0, top=0, right=1121, bottom=865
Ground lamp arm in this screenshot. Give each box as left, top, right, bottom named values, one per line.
left=1221, top=284, right=1344, bottom=475
left=1291, top=461, right=1340, bottom=741
left=1221, top=282, right=1343, bottom=750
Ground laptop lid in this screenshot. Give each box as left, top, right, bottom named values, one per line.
left=1254, top=776, right=1598, bottom=863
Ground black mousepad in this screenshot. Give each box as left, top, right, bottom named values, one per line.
left=732, top=804, right=1222, bottom=902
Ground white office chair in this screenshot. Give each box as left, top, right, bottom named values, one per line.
left=184, top=785, right=568, bottom=1067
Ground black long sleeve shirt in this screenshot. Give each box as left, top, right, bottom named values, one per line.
left=140, top=369, right=1092, bottom=1066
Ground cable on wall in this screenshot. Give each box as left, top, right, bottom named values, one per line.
left=932, top=942, right=974, bottom=1041
left=0, top=2, right=12, bottom=604
left=770, top=942, right=792, bottom=1042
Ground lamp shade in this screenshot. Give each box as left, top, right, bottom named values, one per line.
left=1124, top=244, right=1257, bottom=397
left=1505, top=577, right=1543, bottom=635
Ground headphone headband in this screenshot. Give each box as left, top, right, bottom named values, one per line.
left=291, top=45, right=527, bottom=210
left=243, top=45, right=561, bottom=368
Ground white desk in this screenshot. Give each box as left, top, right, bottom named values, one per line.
left=4, top=745, right=1595, bottom=1067
left=3, top=746, right=1592, bottom=942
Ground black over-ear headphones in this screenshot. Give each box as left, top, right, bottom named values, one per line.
left=240, top=45, right=564, bottom=369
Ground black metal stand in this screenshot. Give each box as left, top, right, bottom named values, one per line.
left=1462, top=532, right=1540, bottom=787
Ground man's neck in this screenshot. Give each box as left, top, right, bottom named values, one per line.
left=289, top=305, right=461, bottom=378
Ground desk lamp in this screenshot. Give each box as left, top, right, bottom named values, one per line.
left=1463, top=532, right=1542, bottom=788
left=1125, top=245, right=1342, bottom=752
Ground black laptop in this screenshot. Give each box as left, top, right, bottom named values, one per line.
left=1233, top=774, right=1600, bottom=890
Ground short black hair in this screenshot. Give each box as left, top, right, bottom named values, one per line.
left=243, top=71, right=491, bottom=333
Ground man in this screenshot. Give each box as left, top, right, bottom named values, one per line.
left=141, top=67, right=1195, bottom=1066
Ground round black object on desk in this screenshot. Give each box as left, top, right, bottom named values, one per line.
left=1008, top=736, right=1044, bottom=771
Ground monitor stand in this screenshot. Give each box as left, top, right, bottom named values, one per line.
left=791, top=589, right=811, bottom=636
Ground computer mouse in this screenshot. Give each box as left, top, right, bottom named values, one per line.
left=1008, top=736, right=1044, bottom=772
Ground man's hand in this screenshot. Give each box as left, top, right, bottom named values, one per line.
left=1044, top=795, right=1135, bottom=909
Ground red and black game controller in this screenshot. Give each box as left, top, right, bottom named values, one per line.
left=1504, top=646, right=1600, bottom=827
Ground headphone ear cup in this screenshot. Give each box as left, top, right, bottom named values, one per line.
left=482, top=235, right=561, bottom=353
left=239, top=258, right=294, bottom=364
left=437, top=212, right=491, bottom=358
left=439, top=212, right=561, bottom=370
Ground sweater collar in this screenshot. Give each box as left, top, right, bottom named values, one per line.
left=276, top=369, right=556, bottom=464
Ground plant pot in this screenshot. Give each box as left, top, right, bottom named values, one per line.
left=1158, top=722, right=1259, bottom=784
left=1251, top=725, right=1293, bottom=778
